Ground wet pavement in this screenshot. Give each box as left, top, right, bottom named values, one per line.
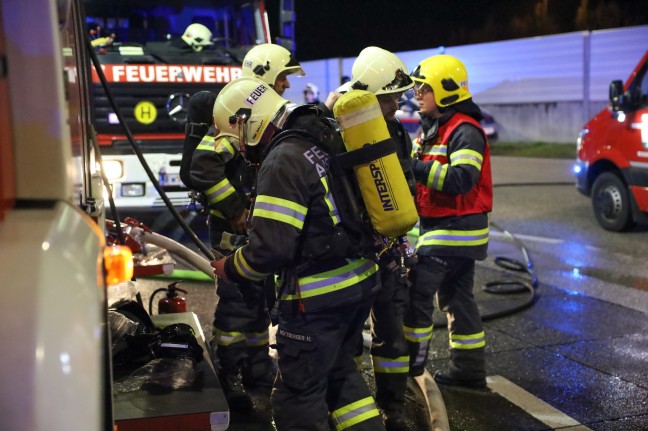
left=125, top=156, right=648, bottom=431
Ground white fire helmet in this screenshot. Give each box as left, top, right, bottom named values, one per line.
left=212, top=77, right=291, bottom=146
left=181, top=23, right=213, bottom=52
left=350, top=46, right=414, bottom=95
left=242, top=44, right=305, bottom=87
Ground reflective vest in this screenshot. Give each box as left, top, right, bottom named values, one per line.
left=415, top=113, right=493, bottom=218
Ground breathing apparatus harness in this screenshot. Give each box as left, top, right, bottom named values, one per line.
left=253, top=106, right=414, bottom=321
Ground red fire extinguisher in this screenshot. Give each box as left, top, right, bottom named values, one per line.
left=149, top=281, right=188, bottom=314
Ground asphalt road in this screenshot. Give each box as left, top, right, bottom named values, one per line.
left=491, top=157, right=648, bottom=310
left=123, top=156, right=648, bottom=431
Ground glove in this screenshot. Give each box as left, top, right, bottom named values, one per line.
left=187, top=91, right=217, bottom=125
left=211, top=257, right=230, bottom=282
left=229, top=208, right=249, bottom=235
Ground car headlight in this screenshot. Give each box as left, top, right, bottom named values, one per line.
left=102, top=160, right=123, bottom=180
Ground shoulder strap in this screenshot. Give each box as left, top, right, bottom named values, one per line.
left=333, top=138, right=396, bottom=171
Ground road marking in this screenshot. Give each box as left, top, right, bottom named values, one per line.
left=487, top=375, right=592, bottom=430
left=491, top=231, right=564, bottom=244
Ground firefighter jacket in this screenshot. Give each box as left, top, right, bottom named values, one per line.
left=411, top=110, right=493, bottom=260
left=189, top=133, right=253, bottom=222
left=222, top=128, right=380, bottom=313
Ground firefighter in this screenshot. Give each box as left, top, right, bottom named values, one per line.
left=405, top=54, right=492, bottom=388
left=241, top=44, right=341, bottom=113
left=347, top=46, right=417, bottom=430
left=185, top=45, right=307, bottom=410
left=241, top=43, right=305, bottom=97
left=211, top=77, right=386, bottom=431
left=184, top=90, right=272, bottom=410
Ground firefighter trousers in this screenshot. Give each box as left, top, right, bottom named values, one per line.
left=212, top=278, right=274, bottom=384
left=367, top=268, right=410, bottom=413
left=209, top=223, right=274, bottom=385
left=272, top=299, right=386, bottom=431
left=403, top=255, right=486, bottom=380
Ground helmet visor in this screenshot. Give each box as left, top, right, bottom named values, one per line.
left=383, top=68, right=414, bottom=92
left=284, top=55, right=306, bottom=76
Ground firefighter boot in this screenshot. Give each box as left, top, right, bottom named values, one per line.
left=219, top=370, right=254, bottom=410
left=241, top=346, right=276, bottom=393
left=375, top=373, right=408, bottom=431
left=433, top=371, right=486, bottom=388
left=382, top=406, right=408, bottom=431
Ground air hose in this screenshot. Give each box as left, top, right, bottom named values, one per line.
left=473, top=182, right=573, bottom=321
left=478, top=221, right=538, bottom=321
left=85, top=38, right=214, bottom=262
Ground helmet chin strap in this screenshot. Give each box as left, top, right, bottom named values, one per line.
left=231, top=113, right=249, bottom=157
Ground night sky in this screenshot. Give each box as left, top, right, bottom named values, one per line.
left=265, top=0, right=648, bottom=61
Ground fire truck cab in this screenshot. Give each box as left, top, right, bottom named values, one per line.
left=575, top=50, right=648, bottom=231
left=87, top=0, right=289, bottom=212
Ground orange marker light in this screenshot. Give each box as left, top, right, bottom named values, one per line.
left=104, top=245, right=134, bottom=285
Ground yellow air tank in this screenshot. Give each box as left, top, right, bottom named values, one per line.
left=333, top=90, right=418, bottom=238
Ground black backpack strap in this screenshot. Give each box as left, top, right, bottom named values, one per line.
left=185, top=122, right=210, bottom=139
left=334, top=138, right=396, bottom=170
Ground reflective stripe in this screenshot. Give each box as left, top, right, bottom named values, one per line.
left=209, top=209, right=226, bottom=219
left=331, top=396, right=381, bottom=430
left=412, top=339, right=429, bottom=369
left=450, top=331, right=486, bottom=349
left=196, top=135, right=215, bottom=151
left=253, top=195, right=307, bottom=230
left=417, top=227, right=489, bottom=248
left=403, top=324, right=433, bottom=342
left=212, top=328, right=246, bottom=346
left=337, top=103, right=382, bottom=130
left=244, top=329, right=270, bottom=347
left=205, top=177, right=236, bottom=204
left=426, top=160, right=447, bottom=190
left=422, top=144, right=447, bottom=157
left=320, top=177, right=341, bottom=225
left=411, top=141, right=421, bottom=158
left=372, top=355, right=410, bottom=374
left=407, top=225, right=420, bottom=238
left=232, top=248, right=269, bottom=281
left=281, top=259, right=378, bottom=300
left=215, top=136, right=237, bottom=161
left=450, top=148, right=483, bottom=170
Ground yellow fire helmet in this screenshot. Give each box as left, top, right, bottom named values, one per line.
left=242, top=43, right=305, bottom=87
left=351, top=46, right=414, bottom=95
left=181, top=23, right=214, bottom=52
left=410, top=54, right=471, bottom=107
left=212, top=77, right=290, bottom=146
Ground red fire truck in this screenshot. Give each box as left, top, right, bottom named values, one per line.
left=87, top=0, right=293, bottom=212
left=575, top=50, right=648, bottom=231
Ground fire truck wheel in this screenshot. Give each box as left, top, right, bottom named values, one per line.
left=591, top=172, right=634, bottom=232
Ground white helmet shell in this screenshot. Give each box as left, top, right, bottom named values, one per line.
left=181, top=23, right=213, bottom=52
left=242, top=43, right=305, bottom=87
left=213, top=77, right=289, bottom=146
left=351, top=46, right=414, bottom=95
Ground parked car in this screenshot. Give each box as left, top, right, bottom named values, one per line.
left=396, top=97, right=498, bottom=142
